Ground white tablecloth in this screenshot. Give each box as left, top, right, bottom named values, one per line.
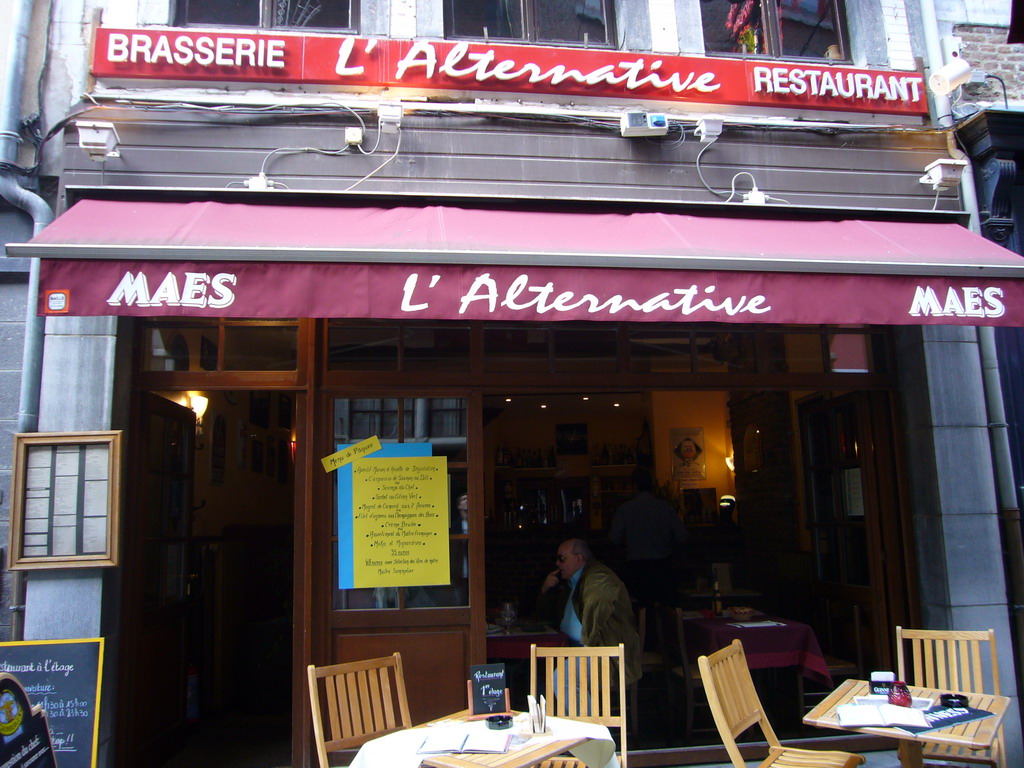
left=348, top=714, right=619, bottom=768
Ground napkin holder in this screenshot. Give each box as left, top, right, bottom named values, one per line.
left=522, top=694, right=551, bottom=735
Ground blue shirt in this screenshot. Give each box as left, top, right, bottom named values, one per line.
left=560, top=569, right=584, bottom=644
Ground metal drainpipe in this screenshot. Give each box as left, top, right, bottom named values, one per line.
left=2, top=0, right=55, bottom=641
left=919, top=0, right=1024, bottom=676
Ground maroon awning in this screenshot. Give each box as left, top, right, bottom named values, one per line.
left=9, top=199, right=1024, bottom=326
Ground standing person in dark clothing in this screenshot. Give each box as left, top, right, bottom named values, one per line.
left=609, top=468, right=689, bottom=607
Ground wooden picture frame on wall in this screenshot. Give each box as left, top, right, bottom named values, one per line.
left=8, top=431, right=122, bottom=570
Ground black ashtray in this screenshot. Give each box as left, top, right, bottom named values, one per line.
left=940, top=693, right=969, bottom=708
left=486, top=714, right=512, bottom=730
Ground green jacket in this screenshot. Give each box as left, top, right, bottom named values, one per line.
left=537, top=559, right=641, bottom=686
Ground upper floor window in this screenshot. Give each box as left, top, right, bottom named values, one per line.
left=446, top=0, right=614, bottom=47
left=701, top=0, right=846, bottom=60
left=177, top=0, right=355, bottom=30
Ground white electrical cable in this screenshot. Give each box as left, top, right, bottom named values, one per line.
left=344, top=128, right=403, bottom=192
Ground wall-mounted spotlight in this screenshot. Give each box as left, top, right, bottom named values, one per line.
left=929, top=38, right=972, bottom=96
left=377, top=102, right=404, bottom=134
left=76, top=120, right=120, bottom=161
left=919, top=158, right=967, bottom=190
left=695, top=118, right=723, bottom=143
left=929, top=57, right=973, bottom=95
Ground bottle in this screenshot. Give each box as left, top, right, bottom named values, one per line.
left=712, top=580, right=722, bottom=617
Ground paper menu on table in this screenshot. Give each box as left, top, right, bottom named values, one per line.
left=418, top=726, right=512, bottom=754
left=463, top=730, right=513, bottom=753
left=419, top=728, right=468, bottom=754
left=836, top=702, right=929, bottom=730
left=854, top=694, right=934, bottom=710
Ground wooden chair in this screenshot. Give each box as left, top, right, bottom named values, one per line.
left=896, top=626, right=1004, bottom=768
left=629, top=605, right=669, bottom=739
left=697, top=639, right=865, bottom=768
left=530, top=643, right=628, bottom=768
left=659, top=605, right=713, bottom=743
left=798, top=600, right=863, bottom=728
left=306, top=652, right=412, bottom=768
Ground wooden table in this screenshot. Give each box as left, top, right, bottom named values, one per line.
left=348, top=710, right=618, bottom=768
left=803, top=679, right=1009, bottom=768
left=418, top=733, right=588, bottom=768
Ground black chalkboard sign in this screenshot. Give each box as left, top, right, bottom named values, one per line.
left=466, top=663, right=510, bottom=719
left=0, top=673, right=57, bottom=768
left=0, top=638, right=104, bottom=768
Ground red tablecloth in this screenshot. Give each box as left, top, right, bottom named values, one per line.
left=486, top=629, right=566, bottom=660
left=683, top=616, right=832, bottom=687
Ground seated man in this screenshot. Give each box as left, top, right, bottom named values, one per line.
left=536, top=538, right=641, bottom=688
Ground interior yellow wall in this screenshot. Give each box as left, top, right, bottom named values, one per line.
left=158, top=390, right=294, bottom=536
left=650, top=390, right=735, bottom=505
left=483, top=391, right=736, bottom=518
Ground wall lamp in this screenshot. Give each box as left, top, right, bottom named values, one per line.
left=188, top=393, right=209, bottom=449
left=76, top=120, right=120, bottom=161
left=919, top=158, right=967, bottom=191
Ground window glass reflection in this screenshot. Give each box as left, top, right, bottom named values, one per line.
left=328, top=324, right=400, bottom=371
left=223, top=325, right=298, bottom=370
left=780, top=1, right=840, bottom=59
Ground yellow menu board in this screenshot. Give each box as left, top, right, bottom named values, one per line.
left=351, top=455, right=449, bottom=587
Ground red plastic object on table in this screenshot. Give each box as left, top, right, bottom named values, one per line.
left=888, top=680, right=912, bottom=707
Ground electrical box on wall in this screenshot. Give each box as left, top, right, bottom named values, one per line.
left=620, top=110, right=669, bottom=137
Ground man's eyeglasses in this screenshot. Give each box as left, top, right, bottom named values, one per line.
left=556, top=554, right=569, bottom=562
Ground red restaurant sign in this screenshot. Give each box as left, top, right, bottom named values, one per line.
left=91, top=28, right=928, bottom=116
left=35, top=260, right=1024, bottom=326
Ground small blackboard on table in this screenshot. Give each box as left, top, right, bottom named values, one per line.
left=466, top=663, right=511, bottom=719
left=0, top=638, right=104, bottom=768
